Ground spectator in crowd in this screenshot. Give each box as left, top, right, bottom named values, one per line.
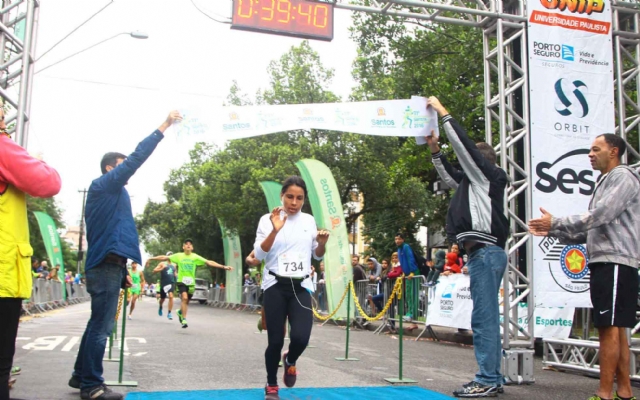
left=395, top=233, right=419, bottom=321
left=451, top=243, right=465, bottom=268
left=37, top=260, right=47, bottom=273
left=310, top=266, right=317, bottom=286
left=74, top=273, right=81, bottom=285
left=366, top=257, right=382, bottom=280
left=351, top=255, right=366, bottom=282
left=65, top=271, right=72, bottom=283
left=40, top=264, right=49, bottom=280
left=244, top=274, right=255, bottom=286
left=47, top=264, right=61, bottom=282
left=442, top=252, right=462, bottom=276
left=0, top=107, right=61, bottom=400
left=386, top=253, right=403, bottom=333
left=427, top=250, right=446, bottom=286
left=368, top=258, right=389, bottom=314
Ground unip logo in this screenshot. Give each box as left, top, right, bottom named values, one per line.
left=560, top=244, right=589, bottom=280
left=229, top=112, right=239, bottom=120
left=562, top=45, right=574, bottom=61
left=554, top=78, right=589, bottom=117
left=377, top=108, right=386, bottom=116
left=441, top=283, right=455, bottom=299
left=330, top=216, right=341, bottom=229
left=233, top=251, right=240, bottom=258
left=540, top=0, right=604, bottom=15
left=303, top=108, right=313, bottom=115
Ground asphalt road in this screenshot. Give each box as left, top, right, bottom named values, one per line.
left=10, top=297, right=609, bottom=399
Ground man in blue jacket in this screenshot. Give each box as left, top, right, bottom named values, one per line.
left=425, top=97, right=509, bottom=398
left=69, top=111, right=182, bottom=400
left=395, top=233, right=419, bottom=321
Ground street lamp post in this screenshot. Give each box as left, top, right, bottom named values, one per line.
left=35, top=31, right=149, bottom=75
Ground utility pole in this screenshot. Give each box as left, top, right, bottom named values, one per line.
left=77, top=189, right=88, bottom=274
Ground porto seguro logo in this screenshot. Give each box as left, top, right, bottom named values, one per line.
left=554, top=78, right=589, bottom=117
left=440, top=283, right=455, bottom=313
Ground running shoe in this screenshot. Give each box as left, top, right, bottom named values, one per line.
left=181, top=319, right=188, bottom=329
left=497, top=384, right=504, bottom=394
left=453, top=381, right=497, bottom=398
left=158, top=307, right=162, bottom=316
left=265, top=384, right=280, bottom=400
left=588, top=396, right=612, bottom=400
left=68, top=375, right=81, bottom=389
left=177, top=309, right=184, bottom=324
left=80, top=384, right=123, bottom=400
left=282, top=351, right=297, bottom=388
left=11, top=366, right=21, bottom=375
left=167, top=312, right=173, bottom=320
left=614, top=393, right=636, bottom=400
left=127, top=315, right=132, bottom=320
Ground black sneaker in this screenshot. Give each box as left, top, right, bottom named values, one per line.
left=68, top=375, right=81, bottom=389
left=453, top=381, right=498, bottom=398
left=80, top=384, right=123, bottom=400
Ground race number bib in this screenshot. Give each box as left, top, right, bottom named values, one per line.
left=163, top=284, right=172, bottom=294
left=181, top=277, right=194, bottom=285
left=277, top=253, right=308, bottom=278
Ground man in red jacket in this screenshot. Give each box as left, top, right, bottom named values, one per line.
left=0, top=106, right=61, bottom=399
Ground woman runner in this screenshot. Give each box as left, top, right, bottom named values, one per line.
left=253, top=176, right=330, bottom=400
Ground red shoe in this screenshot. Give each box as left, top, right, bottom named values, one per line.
left=282, top=351, right=297, bottom=388
left=265, top=384, right=280, bottom=399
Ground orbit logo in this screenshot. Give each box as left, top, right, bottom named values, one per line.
left=554, top=78, right=589, bottom=117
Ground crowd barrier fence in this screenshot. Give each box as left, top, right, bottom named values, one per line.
left=23, top=278, right=90, bottom=315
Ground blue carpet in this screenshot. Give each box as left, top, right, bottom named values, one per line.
left=126, top=386, right=454, bottom=399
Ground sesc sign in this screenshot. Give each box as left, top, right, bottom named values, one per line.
left=535, top=149, right=595, bottom=195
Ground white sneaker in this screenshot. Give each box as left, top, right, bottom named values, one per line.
left=127, top=315, right=132, bottom=320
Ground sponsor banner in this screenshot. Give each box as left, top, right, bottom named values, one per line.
left=296, top=159, right=353, bottom=319
left=33, top=211, right=66, bottom=299
left=220, top=224, right=243, bottom=304
left=178, top=98, right=439, bottom=140
left=426, top=274, right=473, bottom=330
left=427, top=275, right=574, bottom=338
left=528, top=0, right=614, bottom=307
left=500, top=303, right=575, bottom=339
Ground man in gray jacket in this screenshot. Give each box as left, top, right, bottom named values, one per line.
left=529, top=133, right=640, bottom=400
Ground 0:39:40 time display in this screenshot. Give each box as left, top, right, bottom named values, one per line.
left=235, top=0, right=330, bottom=28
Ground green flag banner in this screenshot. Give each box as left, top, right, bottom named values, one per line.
left=33, top=211, right=66, bottom=299
left=259, top=181, right=283, bottom=210
left=296, top=159, right=353, bottom=319
left=220, top=224, right=243, bottom=304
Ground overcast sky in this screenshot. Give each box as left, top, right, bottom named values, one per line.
left=27, top=0, right=358, bottom=231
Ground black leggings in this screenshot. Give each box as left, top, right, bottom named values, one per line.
left=263, top=281, right=313, bottom=386
left=0, top=298, right=21, bottom=400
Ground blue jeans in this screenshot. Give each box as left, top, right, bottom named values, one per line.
left=73, top=262, right=125, bottom=389
left=468, top=245, right=507, bottom=386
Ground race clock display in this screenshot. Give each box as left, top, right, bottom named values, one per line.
left=231, top=0, right=334, bottom=42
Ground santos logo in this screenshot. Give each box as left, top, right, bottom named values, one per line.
left=554, top=78, right=589, bottom=118
left=535, top=149, right=595, bottom=195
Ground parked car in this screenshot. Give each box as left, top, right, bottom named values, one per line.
left=192, top=278, right=210, bottom=304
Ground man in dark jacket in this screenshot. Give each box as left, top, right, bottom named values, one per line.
left=426, top=97, right=509, bottom=398
left=351, top=255, right=366, bottom=282
left=68, top=111, right=182, bottom=400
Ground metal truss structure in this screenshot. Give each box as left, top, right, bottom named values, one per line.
left=326, top=0, right=640, bottom=383
left=0, top=0, right=38, bottom=148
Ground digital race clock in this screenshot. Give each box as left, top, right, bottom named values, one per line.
left=231, top=0, right=334, bottom=42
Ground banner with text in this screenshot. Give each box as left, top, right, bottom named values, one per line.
left=296, top=159, right=353, bottom=319
left=176, top=98, right=439, bottom=140
left=426, top=274, right=574, bottom=338
left=528, top=0, right=614, bottom=308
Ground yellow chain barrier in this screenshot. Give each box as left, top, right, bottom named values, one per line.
left=114, top=289, right=124, bottom=321
left=312, top=282, right=350, bottom=321
left=311, top=277, right=404, bottom=322
left=350, top=277, right=403, bottom=322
